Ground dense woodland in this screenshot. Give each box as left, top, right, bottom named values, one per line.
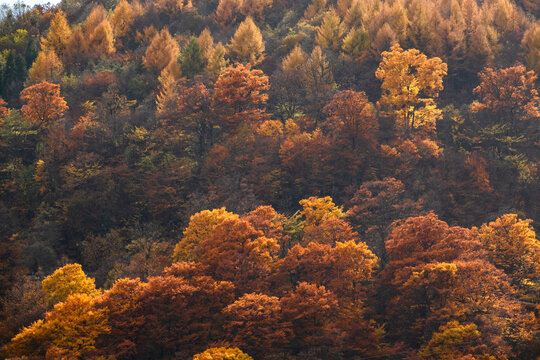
left=0, top=0, right=538, bottom=358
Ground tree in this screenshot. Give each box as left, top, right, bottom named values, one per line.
left=193, top=347, right=253, bottom=360
left=27, top=50, right=64, bottom=83
left=198, top=218, right=279, bottom=294
left=477, top=214, right=540, bottom=301
left=280, top=282, right=341, bottom=354
left=375, top=44, right=447, bottom=137
left=212, top=63, right=270, bottom=131
left=41, top=10, right=72, bottom=59
left=66, top=26, right=89, bottom=67
left=341, top=27, right=370, bottom=61
left=215, top=0, right=243, bottom=27
left=88, top=19, right=115, bottom=57
left=41, top=263, right=100, bottom=303
left=180, top=37, right=204, bottom=78
left=322, top=90, right=378, bottom=150
left=110, top=0, right=134, bottom=38
left=206, top=43, right=229, bottom=78
left=299, top=196, right=344, bottom=227
left=20, top=81, right=68, bottom=126
left=346, top=178, right=422, bottom=261
left=522, top=22, right=540, bottom=75
left=7, top=293, right=109, bottom=358
left=84, top=4, right=108, bottom=36
left=302, top=46, right=336, bottom=122
left=173, top=208, right=239, bottom=262
left=240, top=0, right=273, bottom=20
left=471, top=65, right=539, bottom=131
left=223, top=293, right=292, bottom=356
left=418, top=321, right=497, bottom=360
left=228, top=17, right=265, bottom=65
left=316, top=10, right=344, bottom=51
left=143, top=28, right=180, bottom=72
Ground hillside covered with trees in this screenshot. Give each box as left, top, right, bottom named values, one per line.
left=0, top=0, right=538, bottom=358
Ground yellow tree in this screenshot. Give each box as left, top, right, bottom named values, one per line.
left=375, top=44, right=447, bottom=137
left=143, top=28, right=180, bottom=72
left=7, top=294, right=109, bottom=358
left=316, top=9, right=345, bottom=51
left=110, top=0, right=134, bottom=38
left=282, top=44, right=306, bottom=71
left=418, top=321, right=497, bottom=360
left=172, top=208, right=239, bottom=262
left=88, top=19, right=116, bottom=57
left=84, top=4, right=108, bottom=36
left=193, top=347, right=253, bottom=360
left=41, top=10, right=72, bottom=59
left=41, top=263, right=100, bottom=304
left=27, top=50, right=64, bottom=83
left=299, top=196, right=344, bottom=227
left=228, top=16, right=265, bottom=65
left=477, top=214, right=540, bottom=301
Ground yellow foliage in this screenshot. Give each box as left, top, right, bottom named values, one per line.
left=375, top=43, right=447, bottom=137
left=41, top=10, right=72, bottom=59
left=315, top=10, right=344, bottom=51
left=143, top=28, right=180, bottom=72
left=27, top=49, right=64, bottom=83
left=193, top=347, right=253, bottom=360
left=299, top=196, right=344, bottom=227
left=281, top=44, right=306, bottom=71
left=172, top=208, right=239, bottom=262
left=477, top=214, right=539, bottom=300
left=228, top=17, right=265, bottom=65
left=42, top=263, right=100, bottom=303
left=88, top=19, right=116, bottom=57
left=7, top=294, right=109, bottom=358
left=256, top=119, right=284, bottom=137
left=110, top=0, right=135, bottom=38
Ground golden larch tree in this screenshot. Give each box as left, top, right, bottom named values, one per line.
left=228, top=16, right=265, bottom=65
left=88, top=19, right=116, bottom=58
left=143, top=28, right=180, bottom=72
left=27, top=50, right=64, bottom=83
left=110, top=0, right=134, bottom=38
left=41, top=10, right=72, bottom=59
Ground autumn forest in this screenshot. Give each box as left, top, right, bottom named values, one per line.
left=0, top=0, right=538, bottom=358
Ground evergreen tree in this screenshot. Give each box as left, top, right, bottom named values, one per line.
left=180, top=37, right=203, bottom=78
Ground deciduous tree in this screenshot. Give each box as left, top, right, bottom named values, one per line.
left=173, top=208, right=239, bottom=262
left=323, top=90, right=378, bottom=150
left=20, top=81, right=68, bottom=127
left=212, top=63, right=270, bottom=131
left=376, top=44, right=447, bottom=137
left=41, top=263, right=100, bottom=303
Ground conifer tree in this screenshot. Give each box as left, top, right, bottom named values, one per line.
left=180, top=37, right=203, bottom=78
left=143, top=28, right=180, bottom=72
left=27, top=50, right=64, bottom=83
left=206, top=43, right=229, bottom=78
left=41, top=10, right=72, bottom=59
left=88, top=19, right=116, bottom=57
left=228, top=17, right=265, bottom=65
